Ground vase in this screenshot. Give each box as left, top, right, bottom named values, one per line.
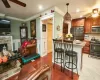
left=68, top=38, right=71, bottom=40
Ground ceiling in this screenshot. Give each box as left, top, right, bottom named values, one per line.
left=0, top=0, right=100, bottom=19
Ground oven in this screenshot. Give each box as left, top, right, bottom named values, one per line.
left=90, top=42, right=100, bottom=57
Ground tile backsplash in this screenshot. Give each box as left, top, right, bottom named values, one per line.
left=84, top=34, right=100, bottom=41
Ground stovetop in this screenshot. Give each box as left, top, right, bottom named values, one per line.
left=91, top=39, right=100, bottom=43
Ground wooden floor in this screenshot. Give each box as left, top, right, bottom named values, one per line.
left=8, top=53, right=79, bottom=80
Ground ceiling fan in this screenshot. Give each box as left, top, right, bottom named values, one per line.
left=2, top=0, right=26, bottom=8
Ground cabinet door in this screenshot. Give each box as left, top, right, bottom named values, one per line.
left=72, top=18, right=85, bottom=27
left=92, top=16, right=100, bottom=26
left=82, top=47, right=90, bottom=53
left=84, top=18, right=92, bottom=33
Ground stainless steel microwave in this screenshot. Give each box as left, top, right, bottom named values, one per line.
left=92, top=26, right=100, bottom=33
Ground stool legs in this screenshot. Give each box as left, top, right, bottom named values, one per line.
left=63, top=55, right=78, bottom=75
left=76, top=55, right=78, bottom=74
left=61, top=52, right=64, bottom=71
left=53, top=52, right=64, bottom=72
left=53, top=51, right=55, bottom=68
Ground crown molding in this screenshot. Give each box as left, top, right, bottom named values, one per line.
left=25, top=7, right=55, bottom=21
left=6, top=16, right=24, bottom=21
left=0, top=6, right=64, bottom=22
left=0, top=13, right=5, bottom=17
left=54, top=6, right=65, bottom=16
left=0, top=13, right=25, bottom=21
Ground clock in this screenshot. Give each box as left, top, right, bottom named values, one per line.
left=56, top=25, right=60, bottom=31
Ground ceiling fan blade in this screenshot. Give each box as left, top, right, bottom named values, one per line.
left=9, top=0, right=26, bottom=7
left=2, top=0, right=10, bottom=8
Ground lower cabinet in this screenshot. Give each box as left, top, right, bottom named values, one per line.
left=82, top=41, right=90, bottom=54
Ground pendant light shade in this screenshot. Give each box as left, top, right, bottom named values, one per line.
left=63, top=3, right=71, bottom=23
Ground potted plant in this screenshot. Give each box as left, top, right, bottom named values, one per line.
left=66, top=33, right=73, bottom=40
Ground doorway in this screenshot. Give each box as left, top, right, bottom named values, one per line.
left=42, top=18, right=53, bottom=54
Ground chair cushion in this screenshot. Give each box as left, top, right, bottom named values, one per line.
left=65, top=51, right=77, bottom=56
left=55, top=48, right=64, bottom=52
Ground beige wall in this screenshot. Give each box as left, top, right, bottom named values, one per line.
left=47, top=23, right=52, bottom=53
left=84, top=34, right=100, bottom=41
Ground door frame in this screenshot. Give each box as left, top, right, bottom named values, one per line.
left=40, top=14, right=54, bottom=56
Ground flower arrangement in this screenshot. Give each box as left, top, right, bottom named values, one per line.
left=66, top=33, right=73, bottom=39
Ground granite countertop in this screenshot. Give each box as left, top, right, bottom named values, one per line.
left=53, top=39, right=86, bottom=47
left=73, top=40, right=86, bottom=47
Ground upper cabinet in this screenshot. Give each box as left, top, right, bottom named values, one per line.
left=72, top=16, right=100, bottom=34
left=84, top=17, right=92, bottom=33
left=92, top=16, right=100, bottom=26
left=72, top=18, right=85, bottom=27
left=84, top=16, right=100, bottom=33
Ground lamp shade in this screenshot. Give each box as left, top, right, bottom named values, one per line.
left=64, top=12, right=71, bottom=23
left=63, top=3, right=71, bottom=23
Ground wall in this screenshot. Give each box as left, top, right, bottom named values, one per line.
left=10, top=19, right=23, bottom=39
left=54, top=12, right=63, bottom=38
left=85, top=34, right=100, bottom=41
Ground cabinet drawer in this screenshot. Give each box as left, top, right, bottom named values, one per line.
left=83, top=47, right=89, bottom=51
left=82, top=46, right=90, bottom=53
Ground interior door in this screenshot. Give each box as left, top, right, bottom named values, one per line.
left=41, top=24, right=47, bottom=56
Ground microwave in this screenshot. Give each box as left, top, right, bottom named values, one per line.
left=92, top=26, right=100, bottom=33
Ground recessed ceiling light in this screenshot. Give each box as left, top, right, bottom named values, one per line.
left=76, top=8, right=80, bottom=12
left=39, top=5, right=43, bottom=10
left=80, top=15, right=83, bottom=18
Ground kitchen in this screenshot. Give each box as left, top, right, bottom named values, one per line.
left=63, top=16, right=100, bottom=57
left=71, top=14, right=100, bottom=80
left=61, top=9, right=100, bottom=79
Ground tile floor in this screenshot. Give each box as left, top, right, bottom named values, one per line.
left=79, top=54, right=100, bottom=80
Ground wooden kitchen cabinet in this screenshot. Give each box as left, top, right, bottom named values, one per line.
left=72, top=17, right=85, bottom=27
left=84, top=17, right=92, bottom=33
left=82, top=41, right=90, bottom=54
left=92, top=16, right=100, bottom=26
left=63, top=22, right=68, bottom=39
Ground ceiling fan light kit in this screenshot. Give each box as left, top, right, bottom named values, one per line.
left=2, top=0, right=26, bottom=8
left=63, top=3, right=71, bottom=24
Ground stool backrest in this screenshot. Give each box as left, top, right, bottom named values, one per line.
left=63, top=40, right=73, bottom=52
left=53, top=39, right=63, bottom=50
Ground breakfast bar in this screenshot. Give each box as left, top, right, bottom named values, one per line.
left=52, top=39, right=86, bottom=74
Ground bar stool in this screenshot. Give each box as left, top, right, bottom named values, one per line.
left=53, top=39, right=64, bottom=71
left=63, top=40, right=78, bottom=78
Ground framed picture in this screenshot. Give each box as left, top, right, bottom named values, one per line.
left=20, top=26, right=28, bottom=44
left=42, top=24, right=46, bottom=32
left=30, top=19, right=36, bottom=38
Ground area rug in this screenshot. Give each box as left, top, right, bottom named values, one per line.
left=0, top=60, right=21, bottom=80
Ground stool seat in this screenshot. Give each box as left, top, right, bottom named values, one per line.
left=65, top=51, right=77, bottom=57
left=55, top=48, right=64, bottom=53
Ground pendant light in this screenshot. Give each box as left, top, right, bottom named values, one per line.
left=63, top=3, right=71, bottom=23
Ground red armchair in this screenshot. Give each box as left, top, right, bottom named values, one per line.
left=19, top=39, right=37, bottom=57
